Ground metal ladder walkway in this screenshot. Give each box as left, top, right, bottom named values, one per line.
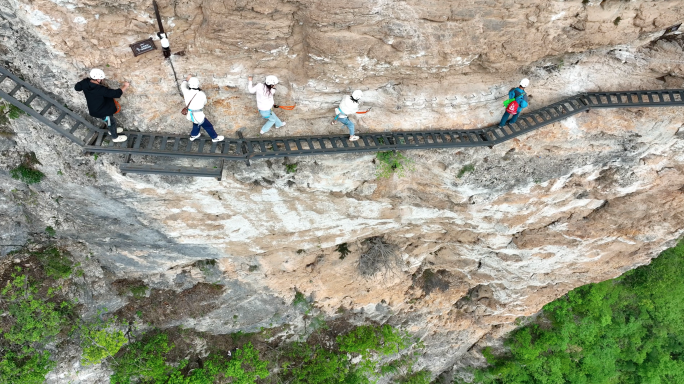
left=1, top=65, right=684, bottom=176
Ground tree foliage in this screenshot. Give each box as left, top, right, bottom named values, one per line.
left=281, top=324, right=417, bottom=384
left=80, top=317, right=127, bottom=366
left=0, top=272, right=72, bottom=384
left=469, top=239, right=684, bottom=384
left=112, top=334, right=269, bottom=384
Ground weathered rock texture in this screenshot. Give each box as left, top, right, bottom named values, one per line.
left=1, top=0, right=684, bottom=382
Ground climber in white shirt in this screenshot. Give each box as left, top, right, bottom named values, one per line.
left=248, top=75, right=286, bottom=135
left=331, top=90, right=363, bottom=141
left=181, top=75, right=224, bottom=142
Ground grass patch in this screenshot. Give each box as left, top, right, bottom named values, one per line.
left=376, top=151, right=414, bottom=179
left=10, top=164, right=44, bottom=185
left=286, top=163, right=298, bottom=174
left=33, top=247, right=73, bottom=279
left=10, top=152, right=44, bottom=185
left=129, top=284, right=148, bottom=299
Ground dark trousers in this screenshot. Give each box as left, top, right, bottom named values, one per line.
left=104, top=116, right=118, bottom=138
left=191, top=118, right=218, bottom=139
left=499, top=110, right=522, bottom=127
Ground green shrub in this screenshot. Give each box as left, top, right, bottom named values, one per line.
left=292, top=290, right=311, bottom=313
left=286, top=163, right=298, bottom=174
left=1, top=274, right=66, bottom=345
left=0, top=350, right=53, bottom=384
left=281, top=324, right=417, bottom=383
left=282, top=342, right=360, bottom=384
left=336, top=243, right=351, bottom=259
left=214, top=342, right=269, bottom=383
left=33, top=247, right=73, bottom=279
left=10, top=164, right=44, bottom=185
left=44, top=226, right=56, bottom=237
left=129, top=284, right=147, bottom=299
left=457, top=164, right=474, bottom=178
left=376, top=151, right=414, bottom=179
left=7, top=104, right=26, bottom=119
left=110, top=333, right=176, bottom=384
left=0, top=273, right=72, bottom=384
left=398, top=369, right=431, bottom=384
left=113, top=335, right=268, bottom=384
left=338, top=324, right=413, bottom=357
left=469, top=238, right=684, bottom=384
left=80, top=318, right=127, bottom=366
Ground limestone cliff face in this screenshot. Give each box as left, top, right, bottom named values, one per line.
left=1, top=0, right=684, bottom=382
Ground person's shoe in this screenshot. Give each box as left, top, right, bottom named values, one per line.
left=276, top=122, right=286, bottom=129
left=349, top=135, right=359, bottom=141
left=212, top=135, right=225, bottom=142
left=259, top=130, right=267, bottom=135
left=189, top=134, right=201, bottom=141
left=112, top=135, right=127, bottom=143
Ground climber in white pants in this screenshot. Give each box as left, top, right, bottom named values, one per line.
left=331, top=90, right=363, bottom=141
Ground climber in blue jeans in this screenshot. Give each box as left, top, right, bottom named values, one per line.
left=248, top=75, right=286, bottom=135
left=499, top=78, right=530, bottom=127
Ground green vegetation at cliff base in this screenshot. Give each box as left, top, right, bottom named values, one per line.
left=463, top=239, right=684, bottom=384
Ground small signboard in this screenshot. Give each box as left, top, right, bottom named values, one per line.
left=130, top=38, right=157, bottom=57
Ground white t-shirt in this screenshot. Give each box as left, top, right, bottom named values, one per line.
left=336, top=95, right=360, bottom=118
left=181, top=81, right=208, bottom=124
left=248, top=81, right=275, bottom=111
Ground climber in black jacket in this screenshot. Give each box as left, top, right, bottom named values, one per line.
left=74, top=68, right=130, bottom=142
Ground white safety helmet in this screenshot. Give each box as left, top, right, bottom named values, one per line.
left=90, top=68, right=106, bottom=80
left=188, top=77, right=200, bottom=89
left=520, top=78, right=530, bottom=87
left=265, top=75, right=279, bottom=86
left=352, top=90, right=363, bottom=99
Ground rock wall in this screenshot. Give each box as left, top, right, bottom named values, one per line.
left=1, top=0, right=684, bottom=382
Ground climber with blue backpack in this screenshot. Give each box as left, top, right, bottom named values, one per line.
left=498, top=78, right=530, bottom=128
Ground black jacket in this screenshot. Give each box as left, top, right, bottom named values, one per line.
left=74, top=79, right=123, bottom=118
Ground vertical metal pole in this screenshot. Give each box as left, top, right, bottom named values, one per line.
left=153, top=1, right=165, bottom=35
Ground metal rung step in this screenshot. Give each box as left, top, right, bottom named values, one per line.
left=8, top=84, right=21, bottom=96
left=25, top=93, right=38, bottom=105
left=120, top=162, right=223, bottom=180
left=54, top=112, right=67, bottom=124
left=70, top=122, right=82, bottom=133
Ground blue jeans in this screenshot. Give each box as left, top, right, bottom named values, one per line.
left=338, top=117, right=355, bottom=136
left=499, top=109, right=524, bottom=126
left=259, top=110, right=283, bottom=133
left=191, top=118, right=218, bottom=139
